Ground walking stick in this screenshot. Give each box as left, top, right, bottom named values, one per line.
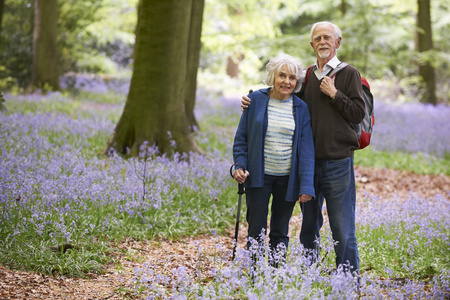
left=230, top=164, right=246, bottom=261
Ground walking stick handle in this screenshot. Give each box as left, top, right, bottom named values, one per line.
left=238, top=182, right=245, bottom=195
left=230, top=164, right=246, bottom=194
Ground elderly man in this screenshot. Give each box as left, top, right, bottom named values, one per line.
left=242, top=21, right=365, bottom=274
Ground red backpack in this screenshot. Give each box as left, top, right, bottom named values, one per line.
left=303, top=62, right=375, bottom=149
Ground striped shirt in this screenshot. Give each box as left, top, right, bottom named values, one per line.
left=264, top=96, right=295, bottom=176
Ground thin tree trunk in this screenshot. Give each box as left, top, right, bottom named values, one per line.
left=226, top=54, right=243, bottom=78
left=341, top=0, right=347, bottom=15
left=30, top=0, right=59, bottom=92
left=104, top=0, right=203, bottom=156
left=184, top=0, right=204, bottom=131
left=0, top=0, right=5, bottom=49
left=417, top=0, right=436, bottom=104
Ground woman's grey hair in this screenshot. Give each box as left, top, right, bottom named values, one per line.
left=310, top=21, right=342, bottom=41
left=264, top=54, right=304, bottom=93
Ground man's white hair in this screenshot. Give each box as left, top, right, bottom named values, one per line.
left=310, top=21, right=342, bottom=41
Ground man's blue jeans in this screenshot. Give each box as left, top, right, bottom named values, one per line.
left=299, top=157, right=359, bottom=274
left=245, top=174, right=296, bottom=252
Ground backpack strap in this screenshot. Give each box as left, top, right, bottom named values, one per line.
left=304, top=62, right=349, bottom=86
left=327, top=62, right=349, bottom=78
left=299, top=65, right=313, bottom=97
left=303, top=65, right=313, bottom=87
left=300, top=62, right=349, bottom=97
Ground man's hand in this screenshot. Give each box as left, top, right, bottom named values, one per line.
left=233, top=168, right=249, bottom=184
left=241, top=89, right=253, bottom=111
left=320, top=76, right=337, bottom=99
left=297, top=194, right=313, bottom=203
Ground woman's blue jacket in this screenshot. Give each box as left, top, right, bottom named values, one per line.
left=233, top=88, right=315, bottom=202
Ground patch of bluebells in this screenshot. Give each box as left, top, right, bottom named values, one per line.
left=132, top=91, right=450, bottom=298
left=1, top=79, right=449, bottom=297
left=194, top=88, right=242, bottom=120
left=136, top=239, right=449, bottom=299
left=195, top=91, right=450, bottom=158
left=371, top=101, right=450, bottom=157
left=0, top=91, right=233, bottom=248
left=135, top=193, right=450, bottom=299
left=60, top=73, right=131, bottom=95
left=356, top=193, right=449, bottom=280
left=196, top=90, right=450, bottom=158
left=194, top=89, right=242, bottom=156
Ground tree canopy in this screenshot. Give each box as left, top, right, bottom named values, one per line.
left=0, top=0, right=449, bottom=103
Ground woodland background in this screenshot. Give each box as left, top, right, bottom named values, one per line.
left=1, top=0, right=449, bottom=102
left=0, top=0, right=449, bottom=299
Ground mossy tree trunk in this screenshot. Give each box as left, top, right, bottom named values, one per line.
left=30, top=0, right=59, bottom=92
left=417, top=0, right=436, bottom=104
left=104, top=0, right=204, bottom=156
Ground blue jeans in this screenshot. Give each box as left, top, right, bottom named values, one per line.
left=245, top=174, right=296, bottom=252
left=299, top=157, right=359, bottom=274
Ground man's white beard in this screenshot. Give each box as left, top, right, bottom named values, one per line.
left=318, top=49, right=331, bottom=59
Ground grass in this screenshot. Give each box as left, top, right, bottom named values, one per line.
left=0, top=88, right=449, bottom=298
left=355, top=146, right=450, bottom=176
left=0, top=227, right=110, bottom=277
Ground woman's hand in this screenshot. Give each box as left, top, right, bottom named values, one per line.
left=297, top=194, right=313, bottom=203
left=233, top=168, right=249, bottom=184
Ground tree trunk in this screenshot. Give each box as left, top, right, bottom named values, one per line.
left=104, top=0, right=203, bottom=156
left=184, top=0, right=204, bottom=131
left=226, top=54, right=243, bottom=78
left=0, top=0, right=4, bottom=49
left=30, top=0, right=59, bottom=91
left=341, top=0, right=347, bottom=16
left=133, top=0, right=142, bottom=62
left=417, top=0, right=436, bottom=104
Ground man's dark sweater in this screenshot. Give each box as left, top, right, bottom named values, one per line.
left=297, top=64, right=365, bottom=160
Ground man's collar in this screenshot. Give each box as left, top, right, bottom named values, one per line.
left=314, top=56, right=341, bottom=70
left=326, top=56, right=341, bottom=69
left=313, top=56, right=341, bottom=79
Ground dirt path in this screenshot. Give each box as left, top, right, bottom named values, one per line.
left=1, top=167, right=449, bottom=299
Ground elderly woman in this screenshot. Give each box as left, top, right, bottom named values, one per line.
left=233, top=54, right=315, bottom=256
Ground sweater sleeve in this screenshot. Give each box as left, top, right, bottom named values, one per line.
left=329, top=66, right=365, bottom=124
left=233, top=106, right=249, bottom=171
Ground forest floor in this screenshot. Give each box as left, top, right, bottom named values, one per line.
left=1, top=166, right=449, bottom=299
